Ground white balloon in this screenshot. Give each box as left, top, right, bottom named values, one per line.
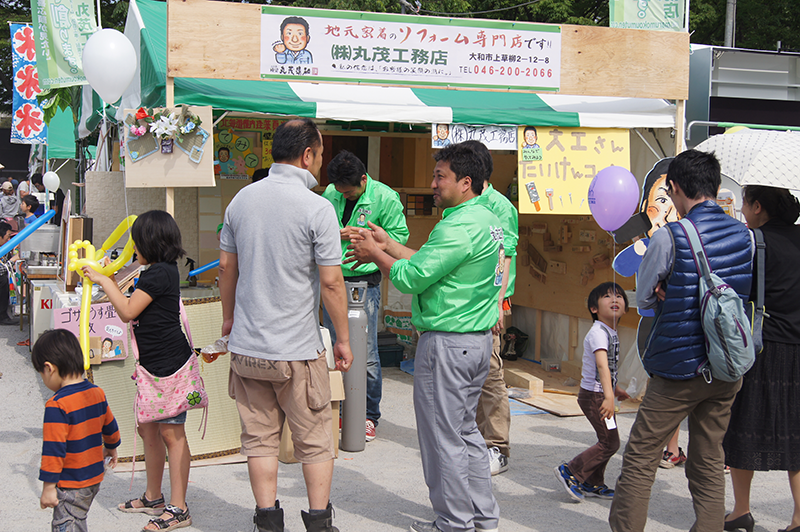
left=82, top=29, right=137, bottom=104
left=43, top=171, right=60, bottom=191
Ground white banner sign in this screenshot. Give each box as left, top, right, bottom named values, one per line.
left=260, top=7, right=561, bottom=91
left=432, top=124, right=517, bottom=150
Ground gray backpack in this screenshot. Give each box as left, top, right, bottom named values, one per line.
left=678, top=218, right=755, bottom=382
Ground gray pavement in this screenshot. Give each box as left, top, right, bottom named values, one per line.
left=1, top=324, right=794, bottom=532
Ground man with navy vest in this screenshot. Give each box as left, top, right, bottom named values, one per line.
left=609, top=150, right=752, bottom=532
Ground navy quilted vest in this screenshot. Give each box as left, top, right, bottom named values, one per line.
left=643, top=201, right=752, bottom=380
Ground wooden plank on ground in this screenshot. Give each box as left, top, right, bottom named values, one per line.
left=504, top=357, right=580, bottom=394
left=503, top=357, right=641, bottom=417
left=514, top=392, right=641, bottom=417
left=503, top=368, right=543, bottom=395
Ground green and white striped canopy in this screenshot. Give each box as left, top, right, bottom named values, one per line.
left=81, top=0, right=676, bottom=137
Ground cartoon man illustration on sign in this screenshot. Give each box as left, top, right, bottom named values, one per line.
left=523, top=126, right=540, bottom=149
left=101, top=337, right=122, bottom=359
left=521, top=126, right=542, bottom=161
left=217, top=147, right=235, bottom=175
left=273, top=17, right=313, bottom=64
left=433, top=124, right=452, bottom=147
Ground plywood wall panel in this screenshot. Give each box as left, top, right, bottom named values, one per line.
left=513, top=213, right=640, bottom=330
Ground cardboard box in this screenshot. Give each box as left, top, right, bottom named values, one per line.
left=278, top=370, right=345, bottom=464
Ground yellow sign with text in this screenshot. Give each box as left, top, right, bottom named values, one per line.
left=517, top=126, right=630, bottom=215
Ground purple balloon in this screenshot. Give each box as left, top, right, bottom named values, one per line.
left=587, top=166, right=639, bottom=231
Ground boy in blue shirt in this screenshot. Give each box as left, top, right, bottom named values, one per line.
left=21, top=195, right=38, bottom=225
left=555, top=282, right=630, bottom=502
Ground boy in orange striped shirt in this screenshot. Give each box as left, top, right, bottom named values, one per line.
left=33, top=329, right=120, bottom=531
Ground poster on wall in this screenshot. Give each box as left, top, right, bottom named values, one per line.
left=260, top=6, right=561, bottom=91
left=431, top=124, right=516, bottom=150
left=214, top=117, right=285, bottom=180
left=53, top=302, right=129, bottom=364
left=517, top=126, right=630, bottom=215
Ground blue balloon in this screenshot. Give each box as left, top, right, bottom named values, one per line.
left=0, top=208, right=57, bottom=257
left=189, top=259, right=219, bottom=277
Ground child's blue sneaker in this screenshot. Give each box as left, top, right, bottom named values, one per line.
left=581, top=482, right=615, bottom=500
left=554, top=463, right=584, bottom=502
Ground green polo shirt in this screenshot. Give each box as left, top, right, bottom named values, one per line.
left=389, top=193, right=504, bottom=333
left=323, top=175, right=409, bottom=277
left=484, top=184, right=519, bottom=298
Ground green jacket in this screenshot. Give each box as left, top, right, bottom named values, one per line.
left=484, top=184, right=519, bottom=298
left=323, top=176, right=409, bottom=277
left=390, top=193, right=503, bottom=333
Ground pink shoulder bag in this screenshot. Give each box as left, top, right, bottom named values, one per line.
left=130, top=300, right=209, bottom=424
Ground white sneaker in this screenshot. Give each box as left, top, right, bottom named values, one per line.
left=488, top=446, right=509, bottom=475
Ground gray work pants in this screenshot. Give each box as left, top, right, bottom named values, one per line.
left=414, top=330, right=500, bottom=532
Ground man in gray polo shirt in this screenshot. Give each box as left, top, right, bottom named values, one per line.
left=220, top=118, right=353, bottom=532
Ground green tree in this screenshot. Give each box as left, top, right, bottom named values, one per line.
left=0, top=0, right=127, bottom=115
left=689, top=0, right=800, bottom=51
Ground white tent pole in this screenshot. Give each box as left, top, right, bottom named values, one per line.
left=165, top=0, right=175, bottom=216
left=675, top=100, right=686, bottom=154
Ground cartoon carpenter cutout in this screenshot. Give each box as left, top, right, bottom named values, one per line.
left=612, top=157, right=680, bottom=357
left=273, top=17, right=313, bottom=65
left=612, top=157, right=679, bottom=280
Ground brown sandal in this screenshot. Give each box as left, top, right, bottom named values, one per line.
left=143, top=504, right=192, bottom=531
left=118, top=492, right=165, bottom=515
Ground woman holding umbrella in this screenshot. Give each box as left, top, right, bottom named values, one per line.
left=723, top=185, right=800, bottom=532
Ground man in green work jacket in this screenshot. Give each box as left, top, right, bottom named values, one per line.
left=347, top=142, right=503, bottom=532
left=462, top=140, right=519, bottom=477
left=322, top=150, right=409, bottom=443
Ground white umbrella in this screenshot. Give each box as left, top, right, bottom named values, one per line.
left=694, top=130, right=800, bottom=189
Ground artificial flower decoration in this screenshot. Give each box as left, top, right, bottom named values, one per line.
left=150, top=112, right=179, bottom=140
left=135, top=107, right=150, bottom=121
left=130, top=125, right=147, bottom=137
left=128, top=105, right=203, bottom=144
left=180, top=120, right=196, bottom=135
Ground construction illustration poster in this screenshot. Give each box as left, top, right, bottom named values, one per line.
left=517, top=126, right=630, bottom=215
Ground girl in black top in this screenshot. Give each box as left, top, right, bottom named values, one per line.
left=84, top=210, right=193, bottom=531
left=723, top=186, right=800, bottom=532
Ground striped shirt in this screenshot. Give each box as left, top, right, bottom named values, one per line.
left=39, top=380, right=120, bottom=488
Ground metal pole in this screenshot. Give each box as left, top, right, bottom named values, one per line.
left=724, top=0, right=736, bottom=47
left=340, top=281, right=368, bottom=452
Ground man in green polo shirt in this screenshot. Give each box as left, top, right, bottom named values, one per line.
left=322, top=150, right=408, bottom=443
left=463, top=140, right=519, bottom=477
left=347, top=142, right=503, bottom=532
